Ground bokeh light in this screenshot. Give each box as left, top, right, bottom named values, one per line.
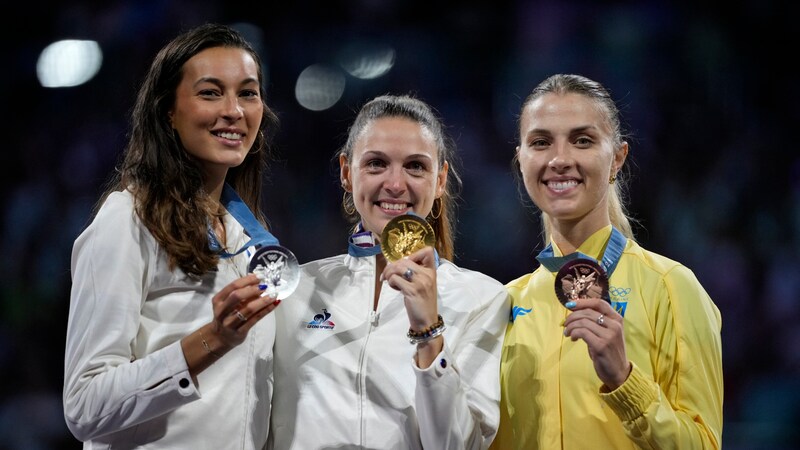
left=36, top=40, right=102, bottom=88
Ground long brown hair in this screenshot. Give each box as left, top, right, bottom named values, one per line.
left=97, top=23, right=279, bottom=276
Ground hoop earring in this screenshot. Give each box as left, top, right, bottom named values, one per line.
left=249, top=130, right=265, bottom=154
left=429, top=198, right=442, bottom=220
left=342, top=191, right=356, bottom=216
left=609, top=173, right=617, bottom=184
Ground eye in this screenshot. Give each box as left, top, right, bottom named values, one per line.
left=406, top=160, right=427, bottom=174
left=574, top=136, right=594, bottom=148
left=528, top=137, right=550, bottom=150
left=240, top=89, right=260, bottom=99
left=198, top=89, right=222, bottom=98
left=364, top=159, right=386, bottom=171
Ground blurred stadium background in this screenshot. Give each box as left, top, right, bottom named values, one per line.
left=3, top=1, right=797, bottom=448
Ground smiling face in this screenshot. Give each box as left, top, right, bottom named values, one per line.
left=340, top=116, right=448, bottom=238
left=168, top=46, right=264, bottom=184
left=517, top=92, right=627, bottom=233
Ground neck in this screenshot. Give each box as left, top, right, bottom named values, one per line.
left=203, top=166, right=229, bottom=203
left=551, top=219, right=610, bottom=255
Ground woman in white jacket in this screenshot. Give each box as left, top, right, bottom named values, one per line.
left=64, top=23, right=282, bottom=449
left=268, top=94, right=510, bottom=449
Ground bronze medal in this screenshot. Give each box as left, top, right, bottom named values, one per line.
left=554, top=258, right=610, bottom=306
left=248, top=245, right=300, bottom=300
left=380, top=214, right=436, bottom=262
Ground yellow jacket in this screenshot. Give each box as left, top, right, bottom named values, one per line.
left=493, top=226, right=723, bottom=449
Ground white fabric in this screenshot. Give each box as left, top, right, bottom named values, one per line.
left=64, top=190, right=275, bottom=449
left=268, top=253, right=510, bottom=449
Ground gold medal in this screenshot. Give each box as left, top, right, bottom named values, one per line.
left=380, top=214, right=436, bottom=262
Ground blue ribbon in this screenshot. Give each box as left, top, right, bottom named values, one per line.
left=535, top=226, right=627, bottom=278
left=347, top=219, right=441, bottom=267
left=208, top=183, right=280, bottom=259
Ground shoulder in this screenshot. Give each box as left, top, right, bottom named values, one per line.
left=299, top=254, right=348, bottom=277
left=437, top=259, right=507, bottom=295
left=95, top=190, right=136, bottom=219
left=624, top=241, right=698, bottom=282
left=77, top=190, right=140, bottom=240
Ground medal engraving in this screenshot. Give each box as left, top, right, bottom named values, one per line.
left=248, top=245, right=300, bottom=299
left=380, top=214, right=436, bottom=262
left=555, top=258, right=610, bottom=306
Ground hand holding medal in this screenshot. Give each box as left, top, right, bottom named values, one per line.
left=248, top=245, right=300, bottom=300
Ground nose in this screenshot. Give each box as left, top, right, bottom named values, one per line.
left=547, top=141, right=573, bottom=171
left=222, top=96, right=244, bottom=121
left=383, top=167, right=407, bottom=195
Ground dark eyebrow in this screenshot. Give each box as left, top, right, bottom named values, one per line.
left=193, top=77, right=260, bottom=88
left=571, top=125, right=597, bottom=133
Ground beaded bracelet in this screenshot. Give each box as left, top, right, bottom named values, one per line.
left=407, top=315, right=446, bottom=345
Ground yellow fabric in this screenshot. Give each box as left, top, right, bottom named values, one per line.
left=493, top=226, right=723, bottom=449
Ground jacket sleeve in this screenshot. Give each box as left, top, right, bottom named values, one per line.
left=601, top=265, right=723, bottom=449
left=414, top=281, right=511, bottom=450
left=63, top=193, right=199, bottom=441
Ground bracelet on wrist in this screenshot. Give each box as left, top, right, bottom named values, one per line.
left=407, top=315, right=446, bottom=345
left=200, top=330, right=222, bottom=359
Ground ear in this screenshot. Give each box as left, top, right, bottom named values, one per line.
left=167, top=110, right=175, bottom=128
left=339, top=154, right=352, bottom=192
left=435, top=160, right=449, bottom=198
left=613, top=141, right=629, bottom=174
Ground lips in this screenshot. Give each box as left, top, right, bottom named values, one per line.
left=213, top=131, right=243, bottom=140
left=545, top=179, right=579, bottom=192
left=378, top=201, right=409, bottom=211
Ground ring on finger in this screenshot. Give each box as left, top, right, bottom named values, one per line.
left=234, top=310, right=247, bottom=322
left=403, top=267, right=414, bottom=281
left=596, top=314, right=605, bottom=326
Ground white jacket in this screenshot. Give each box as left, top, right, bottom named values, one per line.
left=64, top=190, right=275, bottom=449
left=268, top=252, right=510, bottom=449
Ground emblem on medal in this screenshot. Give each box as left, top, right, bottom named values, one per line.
left=248, top=245, right=300, bottom=299
left=554, top=258, right=610, bottom=306
left=380, top=214, right=436, bottom=262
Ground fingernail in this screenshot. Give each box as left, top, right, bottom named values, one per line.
left=259, top=283, right=267, bottom=290
left=274, top=299, right=281, bottom=306
left=565, top=301, right=576, bottom=309
left=559, top=319, right=565, bottom=327
left=563, top=328, right=568, bottom=336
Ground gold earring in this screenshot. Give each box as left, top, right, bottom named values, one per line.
left=342, top=191, right=355, bottom=216
left=609, top=173, right=617, bottom=184
left=429, top=198, right=442, bottom=220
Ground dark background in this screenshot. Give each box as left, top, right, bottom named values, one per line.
left=3, top=1, right=797, bottom=448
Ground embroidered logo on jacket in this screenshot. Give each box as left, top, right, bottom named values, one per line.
left=510, top=306, right=532, bottom=323
left=609, top=286, right=630, bottom=317
left=307, top=308, right=335, bottom=329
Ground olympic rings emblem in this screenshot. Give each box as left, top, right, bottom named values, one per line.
left=610, top=286, right=631, bottom=297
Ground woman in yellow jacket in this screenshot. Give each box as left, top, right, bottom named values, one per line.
left=492, top=74, right=723, bottom=449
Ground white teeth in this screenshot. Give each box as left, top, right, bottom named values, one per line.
left=380, top=202, right=406, bottom=210
left=217, top=131, right=242, bottom=140
left=548, top=180, right=578, bottom=191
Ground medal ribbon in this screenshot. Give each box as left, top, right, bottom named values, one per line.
left=208, top=183, right=280, bottom=259
left=535, top=226, right=627, bottom=277
left=347, top=222, right=441, bottom=267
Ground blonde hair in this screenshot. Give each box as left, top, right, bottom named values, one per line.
left=517, top=74, right=636, bottom=244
